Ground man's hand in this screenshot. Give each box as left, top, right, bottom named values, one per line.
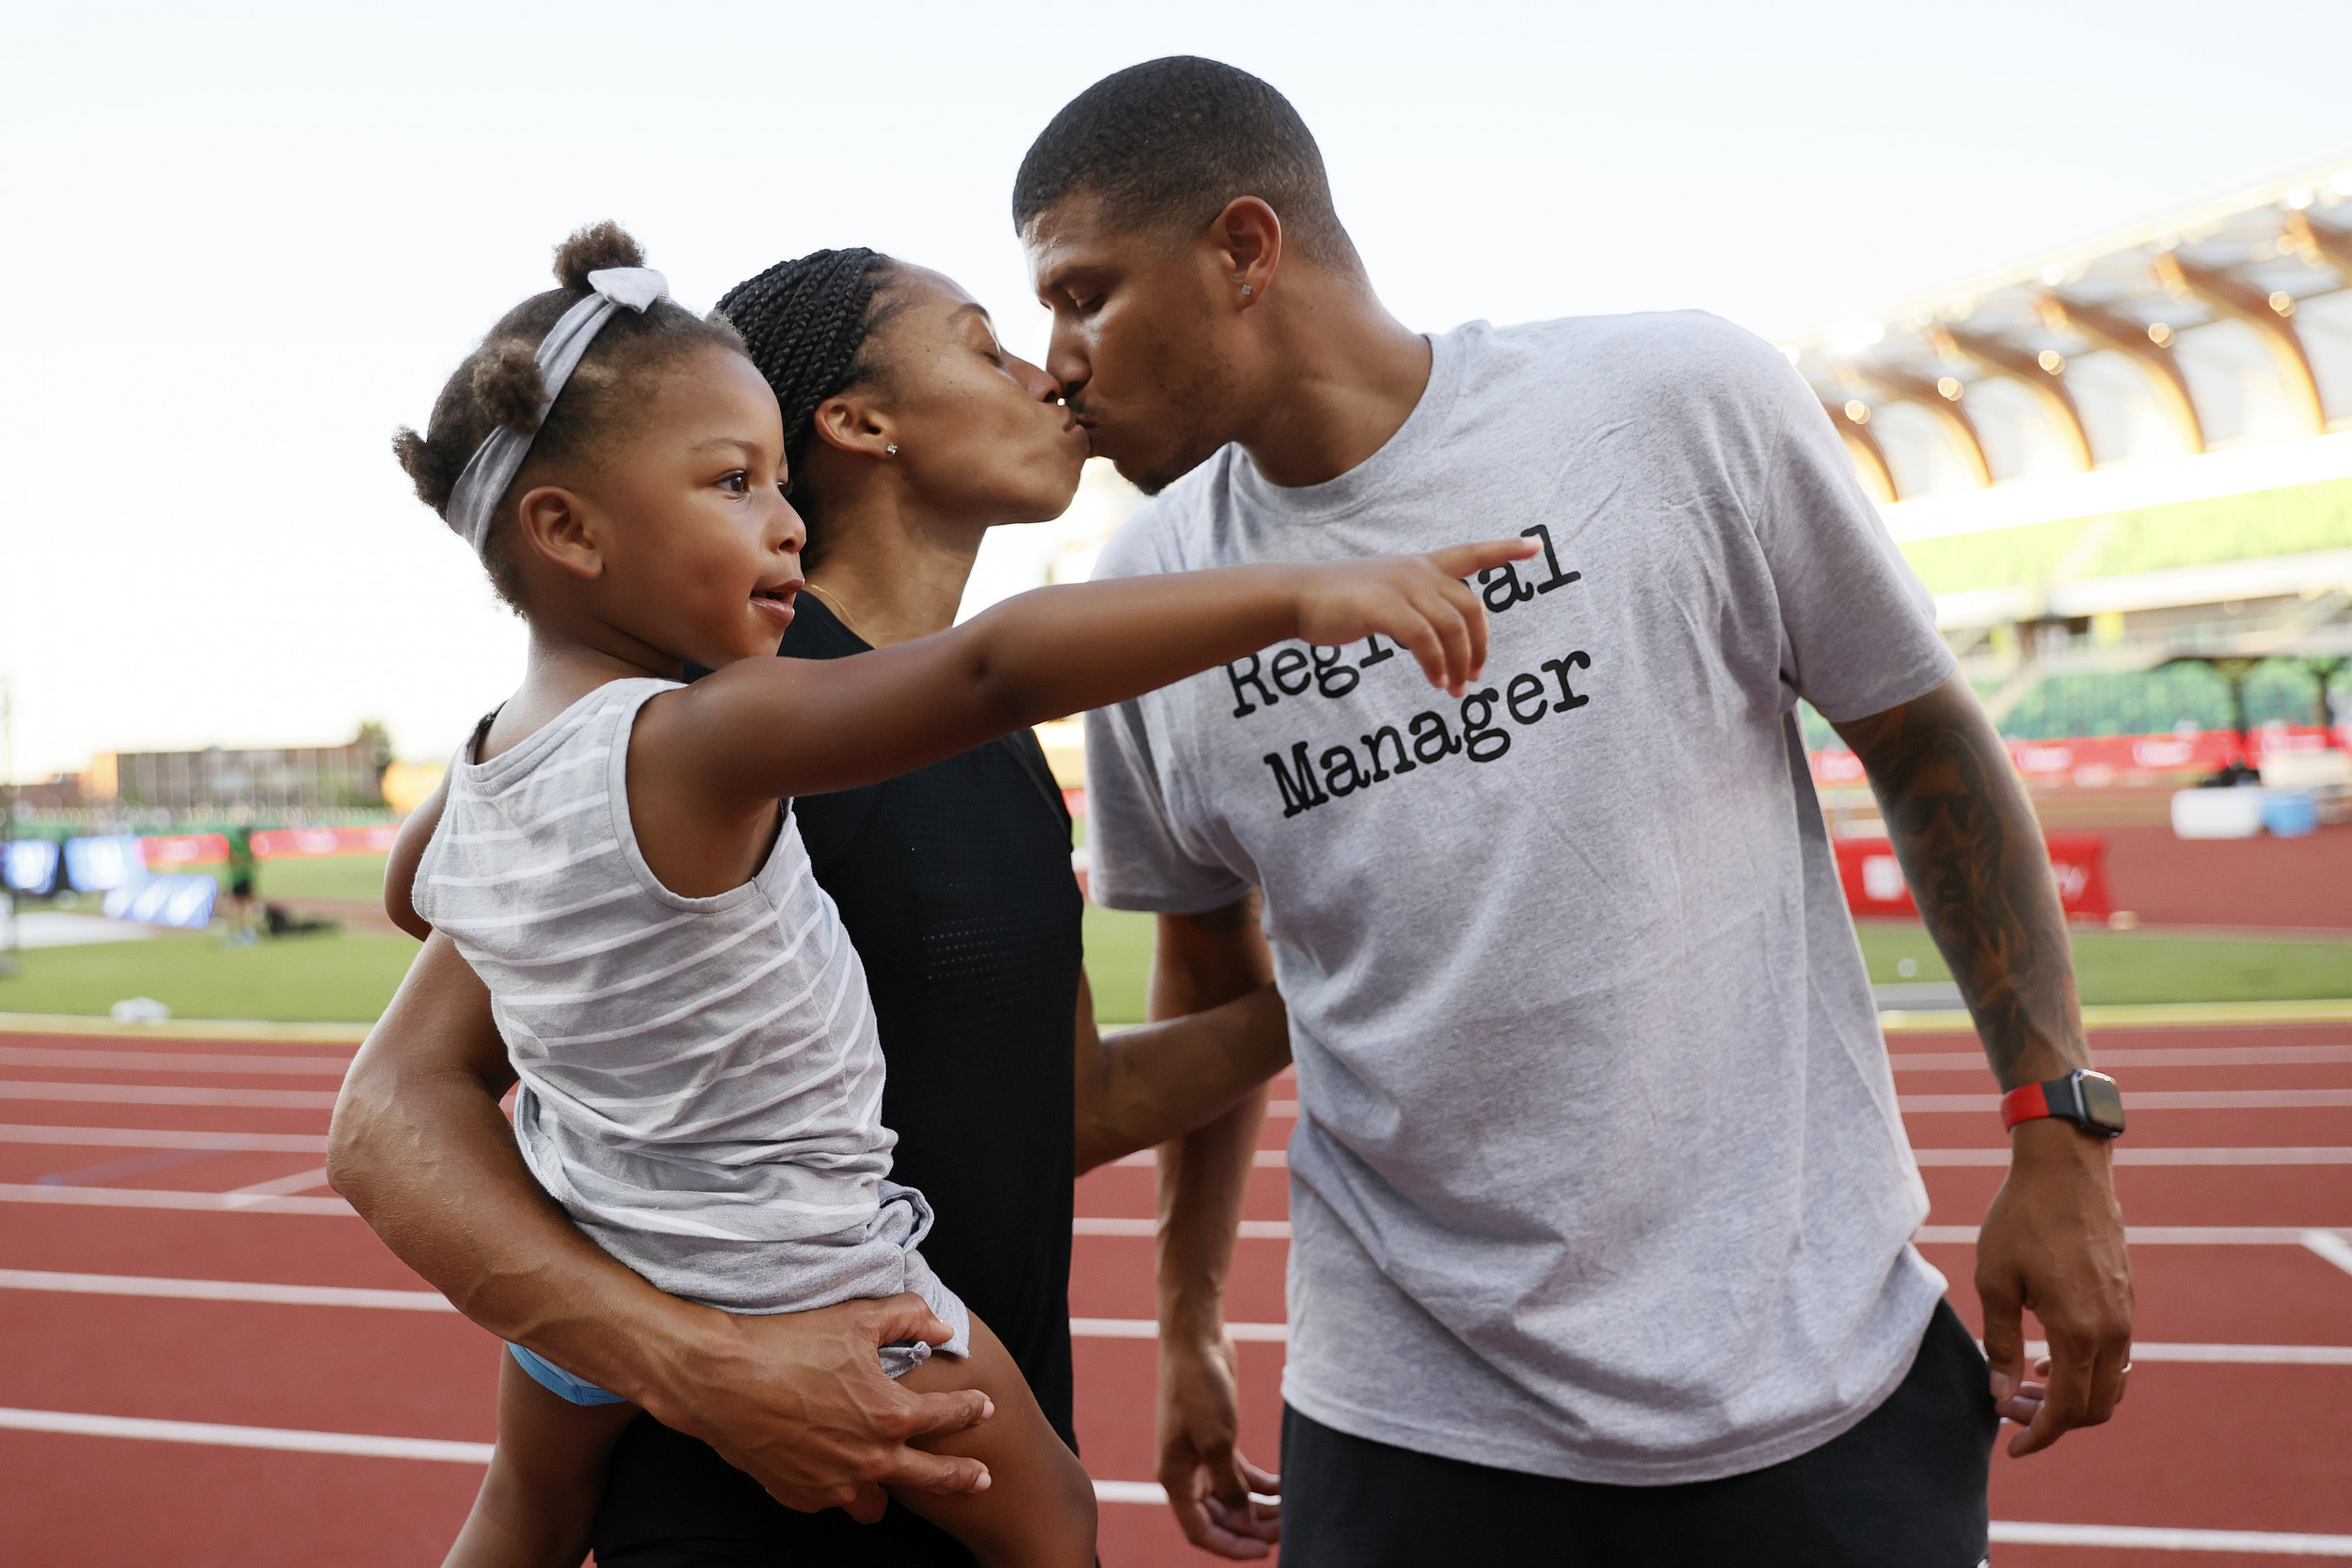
left=1975, top=1119, right=2133, bottom=1457
left=1157, top=1332, right=1279, bottom=1559
left=642, top=1294, right=995, bottom=1521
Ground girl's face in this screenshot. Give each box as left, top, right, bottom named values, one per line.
left=547, top=343, right=809, bottom=670
left=850, top=267, right=1089, bottom=525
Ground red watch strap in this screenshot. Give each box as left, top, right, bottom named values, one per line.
left=2000, top=1081, right=2052, bottom=1132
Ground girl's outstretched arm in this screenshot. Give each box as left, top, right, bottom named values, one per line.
left=647, top=541, right=1535, bottom=809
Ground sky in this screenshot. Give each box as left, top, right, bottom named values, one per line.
left=4, top=0, right=2349, bottom=782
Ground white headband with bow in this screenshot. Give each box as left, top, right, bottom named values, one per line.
left=443, top=266, right=671, bottom=556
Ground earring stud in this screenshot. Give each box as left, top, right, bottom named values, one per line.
left=1241, top=284, right=1254, bottom=297
left=885, top=443, right=898, bottom=455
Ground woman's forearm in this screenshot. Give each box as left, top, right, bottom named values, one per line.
left=1075, top=976, right=1289, bottom=1176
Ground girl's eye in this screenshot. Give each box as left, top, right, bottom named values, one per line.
left=719, top=470, right=749, bottom=495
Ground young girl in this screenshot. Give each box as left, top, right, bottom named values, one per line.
left=390, top=221, right=1531, bottom=1568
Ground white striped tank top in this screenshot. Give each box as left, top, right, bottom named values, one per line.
left=414, top=678, right=923, bottom=1312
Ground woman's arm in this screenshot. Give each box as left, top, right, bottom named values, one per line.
left=326, top=935, right=996, bottom=1518
left=1073, top=971, right=1289, bottom=1176
left=648, top=545, right=1534, bottom=810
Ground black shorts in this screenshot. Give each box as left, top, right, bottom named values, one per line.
left=1279, top=1299, right=1997, bottom=1568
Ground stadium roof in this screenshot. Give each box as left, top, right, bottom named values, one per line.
left=1782, top=153, right=2352, bottom=527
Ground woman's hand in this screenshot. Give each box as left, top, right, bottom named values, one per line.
left=1289, top=539, right=1538, bottom=697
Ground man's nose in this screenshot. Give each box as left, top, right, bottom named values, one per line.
left=1044, top=325, right=1089, bottom=400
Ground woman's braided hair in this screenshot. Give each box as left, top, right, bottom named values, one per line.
left=712, top=247, right=902, bottom=562
left=391, top=221, right=745, bottom=610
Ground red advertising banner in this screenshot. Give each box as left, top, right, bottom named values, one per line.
left=251, top=825, right=401, bottom=859
left=139, top=832, right=230, bottom=866
left=1835, top=832, right=2112, bottom=920
left=1811, top=724, right=2346, bottom=789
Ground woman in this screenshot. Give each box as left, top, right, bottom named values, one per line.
left=382, top=248, right=1291, bottom=1566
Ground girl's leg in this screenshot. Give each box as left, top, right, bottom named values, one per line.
left=890, top=1314, right=1098, bottom=1568
left=442, top=1350, right=642, bottom=1568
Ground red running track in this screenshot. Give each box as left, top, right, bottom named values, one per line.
left=0, top=1021, right=2347, bottom=1566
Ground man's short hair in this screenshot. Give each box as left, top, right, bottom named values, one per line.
left=1013, top=56, right=1361, bottom=273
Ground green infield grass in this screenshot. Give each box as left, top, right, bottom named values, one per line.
left=7, top=863, right=2344, bottom=1025
left=0, top=928, right=421, bottom=1022
left=1852, top=922, right=2352, bottom=1008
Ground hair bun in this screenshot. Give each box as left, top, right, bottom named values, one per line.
left=553, top=220, right=646, bottom=290
left=472, top=340, right=547, bottom=435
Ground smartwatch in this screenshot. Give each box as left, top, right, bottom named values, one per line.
left=2000, top=1069, right=2125, bottom=1138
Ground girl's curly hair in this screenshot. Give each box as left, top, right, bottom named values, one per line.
left=392, top=222, right=744, bottom=610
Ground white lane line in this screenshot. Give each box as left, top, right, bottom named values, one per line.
left=0, top=1124, right=327, bottom=1152
left=0, top=1045, right=352, bottom=1077
left=0, top=1269, right=454, bottom=1310
left=0, top=1080, right=340, bottom=1110
left=0, top=1410, right=2340, bottom=1549
left=2305, top=1230, right=2352, bottom=1279
left=1113, top=1149, right=1286, bottom=1168
left=1891, top=1044, right=2352, bottom=1073
left=0, top=1407, right=492, bottom=1463
left=1, top=1270, right=2325, bottom=1363
left=0, top=1182, right=352, bottom=1215
left=1915, top=1148, right=2352, bottom=1166
left=1989, top=1520, right=2352, bottom=1554
left=0, top=1410, right=1210, bottom=1512
left=1919, top=1225, right=2351, bottom=1245
left=1902, top=1089, right=2352, bottom=1113
left=1073, top=1217, right=1291, bottom=1239
left=225, top=1167, right=335, bottom=1201
left=1070, top=1318, right=1288, bottom=1343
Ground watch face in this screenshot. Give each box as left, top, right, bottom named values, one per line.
left=2076, top=1071, right=2126, bottom=1135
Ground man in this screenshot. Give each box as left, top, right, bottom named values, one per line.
left=1016, top=57, right=2131, bottom=1565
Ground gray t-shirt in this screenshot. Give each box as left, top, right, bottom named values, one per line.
left=1085, top=312, right=1959, bottom=1485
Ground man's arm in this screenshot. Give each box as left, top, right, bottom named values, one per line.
left=325, top=935, right=994, bottom=1518
left=1147, top=896, right=1283, bottom=1560
left=1832, top=671, right=2133, bottom=1457
left=1073, top=970, right=1289, bottom=1176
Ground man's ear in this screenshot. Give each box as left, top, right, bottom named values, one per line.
left=809, top=391, right=895, bottom=461
left=1212, top=197, right=1283, bottom=305
left=513, top=484, right=604, bottom=581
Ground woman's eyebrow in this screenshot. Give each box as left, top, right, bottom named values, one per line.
left=688, top=436, right=762, bottom=455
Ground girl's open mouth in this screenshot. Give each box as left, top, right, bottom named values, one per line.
left=750, top=583, right=799, bottom=626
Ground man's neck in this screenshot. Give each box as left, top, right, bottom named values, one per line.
left=1237, top=274, right=1432, bottom=490
left=803, top=493, right=985, bottom=649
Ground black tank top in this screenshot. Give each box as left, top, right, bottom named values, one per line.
left=593, top=594, right=1084, bottom=1566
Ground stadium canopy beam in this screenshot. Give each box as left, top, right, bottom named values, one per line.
left=1823, top=401, right=1899, bottom=501
left=2285, top=213, right=2352, bottom=282
left=2039, top=292, right=2205, bottom=455
left=2153, top=252, right=2326, bottom=436
left=1930, top=325, right=2094, bottom=471
left=1860, top=370, right=1992, bottom=487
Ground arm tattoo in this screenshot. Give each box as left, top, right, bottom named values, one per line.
left=1835, top=676, right=2087, bottom=1088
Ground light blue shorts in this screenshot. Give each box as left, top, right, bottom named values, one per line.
left=509, top=1343, right=628, bottom=1406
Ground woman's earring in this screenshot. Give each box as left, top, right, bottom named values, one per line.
left=884, top=443, right=898, bottom=455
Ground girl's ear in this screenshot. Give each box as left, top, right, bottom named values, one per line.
left=808, top=391, right=895, bottom=462
left=513, top=485, right=604, bottom=581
